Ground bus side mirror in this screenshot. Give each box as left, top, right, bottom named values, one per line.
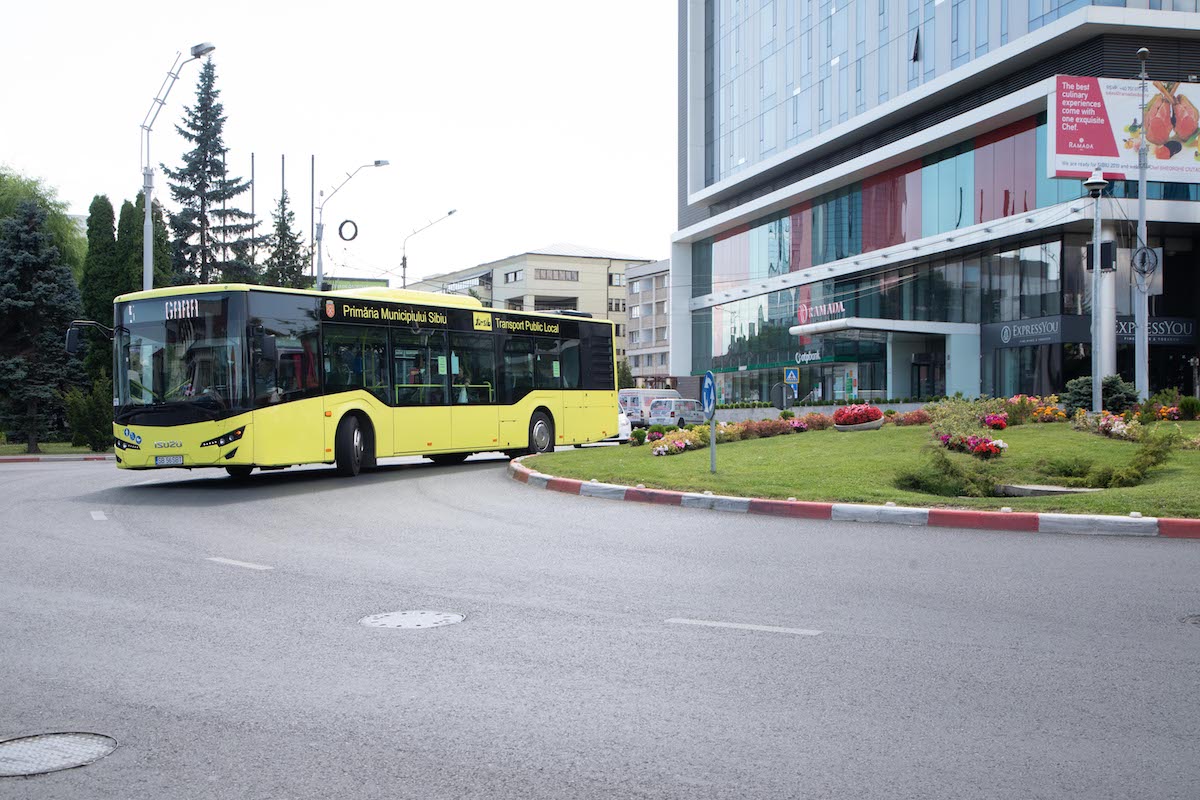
left=255, top=331, right=278, bottom=362
left=65, top=327, right=80, bottom=355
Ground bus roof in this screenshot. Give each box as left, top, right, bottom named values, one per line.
left=112, top=284, right=614, bottom=327
left=114, top=283, right=484, bottom=309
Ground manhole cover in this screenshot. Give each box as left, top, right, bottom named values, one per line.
left=0, top=732, right=117, bottom=777
left=1181, top=614, right=1200, bottom=626
left=359, top=610, right=464, bottom=629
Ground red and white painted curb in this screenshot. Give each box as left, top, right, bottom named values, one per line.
left=508, top=456, right=1200, bottom=539
left=0, top=455, right=113, bottom=463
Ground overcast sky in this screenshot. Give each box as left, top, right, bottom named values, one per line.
left=1, top=1, right=677, bottom=285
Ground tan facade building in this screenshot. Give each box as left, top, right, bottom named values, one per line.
left=625, top=260, right=672, bottom=388
left=408, top=244, right=653, bottom=359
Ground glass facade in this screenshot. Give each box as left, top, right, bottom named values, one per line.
left=692, top=115, right=1200, bottom=299
left=704, top=0, right=1167, bottom=185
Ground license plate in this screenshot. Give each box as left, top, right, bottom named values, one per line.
left=155, top=455, right=184, bottom=466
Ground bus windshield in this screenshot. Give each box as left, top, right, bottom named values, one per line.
left=114, top=292, right=250, bottom=425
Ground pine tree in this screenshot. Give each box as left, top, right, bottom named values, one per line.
left=162, top=58, right=261, bottom=284
left=0, top=201, right=83, bottom=453
left=262, top=190, right=312, bottom=288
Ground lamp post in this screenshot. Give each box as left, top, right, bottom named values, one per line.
left=401, top=209, right=457, bottom=288
left=1084, top=169, right=1109, bottom=413
left=314, top=160, right=389, bottom=290
left=1132, top=47, right=1154, bottom=402
left=140, top=42, right=215, bottom=291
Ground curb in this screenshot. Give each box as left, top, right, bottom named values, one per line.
left=507, top=456, right=1200, bottom=540
left=0, top=455, right=114, bottom=463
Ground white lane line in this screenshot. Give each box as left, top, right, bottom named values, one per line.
left=90, top=511, right=107, bottom=521
left=205, top=557, right=273, bottom=571
left=667, top=618, right=822, bottom=636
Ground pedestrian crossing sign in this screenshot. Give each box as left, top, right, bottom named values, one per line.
left=784, top=368, right=799, bottom=385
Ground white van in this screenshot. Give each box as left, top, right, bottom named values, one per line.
left=618, top=388, right=682, bottom=428
left=647, top=398, right=706, bottom=428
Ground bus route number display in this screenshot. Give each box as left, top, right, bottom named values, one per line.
left=165, top=298, right=201, bottom=320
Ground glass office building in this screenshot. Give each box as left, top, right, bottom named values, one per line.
left=673, top=1, right=1200, bottom=401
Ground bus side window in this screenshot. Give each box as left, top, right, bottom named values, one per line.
left=502, top=336, right=535, bottom=404
left=559, top=339, right=580, bottom=389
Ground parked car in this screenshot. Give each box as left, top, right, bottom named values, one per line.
left=647, top=398, right=706, bottom=428
left=619, top=388, right=682, bottom=428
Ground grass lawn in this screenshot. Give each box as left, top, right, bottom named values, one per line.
left=534, top=421, right=1200, bottom=518
left=0, top=442, right=110, bottom=456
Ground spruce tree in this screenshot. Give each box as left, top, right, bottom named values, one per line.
left=0, top=201, right=83, bottom=453
left=114, top=194, right=173, bottom=294
left=162, top=58, right=261, bottom=284
left=262, top=190, right=312, bottom=288
left=0, top=168, right=86, bottom=282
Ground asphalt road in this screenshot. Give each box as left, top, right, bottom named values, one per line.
left=2, top=455, right=1198, bottom=799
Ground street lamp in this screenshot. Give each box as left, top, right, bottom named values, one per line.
left=401, top=209, right=457, bottom=288
left=1132, top=46, right=1155, bottom=402
left=1084, top=169, right=1108, bottom=414
left=314, top=160, right=389, bottom=290
left=140, top=42, right=215, bottom=291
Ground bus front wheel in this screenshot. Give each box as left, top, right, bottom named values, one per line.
left=335, top=416, right=364, bottom=477
left=528, top=412, right=554, bottom=454
left=226, top=466, right=253, bottom=480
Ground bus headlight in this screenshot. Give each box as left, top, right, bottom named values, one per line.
left=113, top=437, right=140, bottom=451
left=201, top=427, right=245, bottom=447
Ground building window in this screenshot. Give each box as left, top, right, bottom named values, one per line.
left=659, top=352, right=668, bottom=366
left=630, top=279, right=641, bottom=294
left=631, top=355, right=641, bottom=367
left=630, top=306, right=641, bottom=319
left=614, top=324, right=624, bottom=337
left=629, top=330, right=640, bottom=344
left=655, top=275, right=669, bottom=290
left=534, top=269, right=579, bottom=281
left=655, top=300, right=668, bottom=315
left=504, top=270, right=524, bottom=283
left=609, top=273, right=625, bottom=287
left=608, top=298, right=626, bottom=312
left=655, top=327, right=668, bottom=342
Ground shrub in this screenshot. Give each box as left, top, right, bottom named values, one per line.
left=800, top=412, right=834, bottom=431
left=1181, top=396, right=1200, bottom=421
left=1063, top=375, right=1139, bottom=416
left=895, top=448, right=997, bottom=497
left=832, top=404, right=883, bottom=425
left=63, top=376, right=113, bottom=452
left=741, top=418, right=796, bottom=439
left=779, top=409, right=795, bottom=420
left=630, top=429, right=647, bottom=446
left=894, top=409, right=932, bottom=427
left=1149, top=387, right=1182, bottom=409
left=648, top=425, right=668, bottom=435
left=1041, top=455, right=1093, bottom=478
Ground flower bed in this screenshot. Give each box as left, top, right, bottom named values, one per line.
left=981, top=412, right=1008, bottom=430
left=893, top=409, right=932, bottom=427
left=832, top=404, right=883, bottom=426
left=937, top=433, right=1008, bottom=459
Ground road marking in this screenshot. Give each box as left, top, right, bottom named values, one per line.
left=205, top=557, right=273, bottom=571
left=90, top=511, right=107, bottom=521
left=666, top=618, right=822, bottom=636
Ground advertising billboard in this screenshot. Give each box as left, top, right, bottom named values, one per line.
left=1048, top=75, right=1200, bottom=183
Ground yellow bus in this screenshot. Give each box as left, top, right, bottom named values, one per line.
left=69, top=284, right=618, bottom=478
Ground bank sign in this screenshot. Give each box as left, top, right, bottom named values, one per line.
left=1049, top=75, right=1200, bottom=183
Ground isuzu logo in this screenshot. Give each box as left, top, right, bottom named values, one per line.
left=153, top=441, right=183, bottom=449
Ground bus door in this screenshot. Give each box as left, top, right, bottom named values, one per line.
left=391, top=332, right=451, bottom=455
left=448, top=333, right=500, bottom=451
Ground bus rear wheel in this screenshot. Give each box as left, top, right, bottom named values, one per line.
left=226, top=466, right=253, bottom=480
left=335, top=416, right=364, bottom=477
left=528, top=412, right=554, bottom=454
